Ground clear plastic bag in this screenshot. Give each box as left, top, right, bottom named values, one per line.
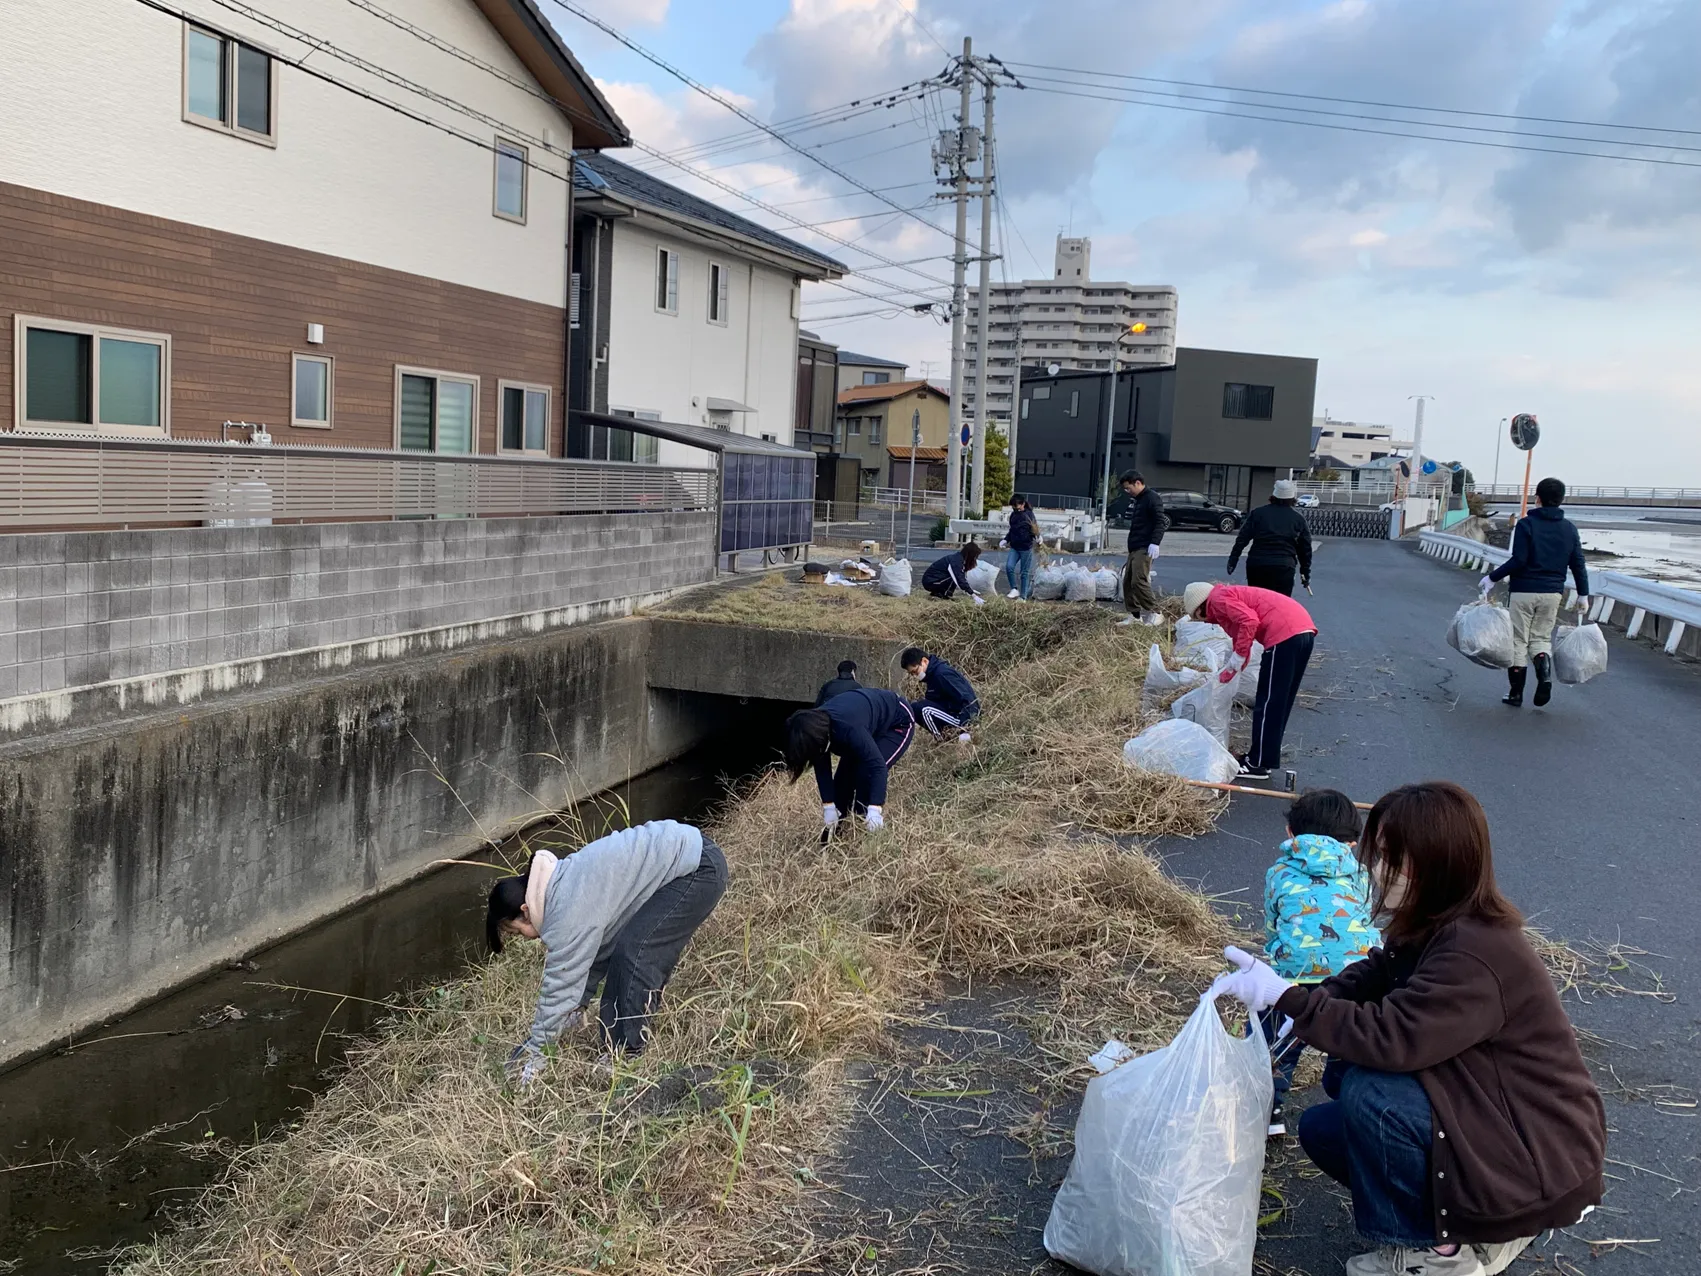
left=965, top=562, right=1000, bottom=596
left=1033, top=564, right=1068, bottom=601
left=1171, top=651, right=1238, bottom=745
left=1233, top=641, right=1265, bottom=708
left=1553, top=621, right=1608, bottom=684
left=877, top=559, right=912, bottom=598
left=1174, top=618, right=1234, bottom=671
left=1064, top=567, right=1098, bottom=602
left=1093, top=566, right=1121, bottom=600
left=1121, top=718, right=1241, bottom=784
left=1447, top=599, right=1514, bottom=669
left=1142, top=644, right=1206, bottom=714
left=1044, top=986, right=1272, bottom=1276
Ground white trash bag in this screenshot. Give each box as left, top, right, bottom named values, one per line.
left=1044, top=985, right=1273, bottom=1276
left=965, top=562, right=1000, bottom=596
left=1141, top=644, right=1206, bottom=714
left=1033, top=564, right=1068, bottom=601
left=1092, top=566, right=1121, bottom=601
left=1174, top=618, right=1234, bottom=671
left=1121, top=718, right=1240, bottom=785
left=1171, top=652, right=1239, bottom=746
left=877, top=559, right=912, bottom=598
left=1553, top=621, right=1609, bottom=684
left=1064, top=566, right=1098, bottom=602
left=1447, top=599, right=1514, bottom=669
left=1233, top=641, right=1265, bottom=708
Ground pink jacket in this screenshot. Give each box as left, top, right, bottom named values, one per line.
left=1202, top=585, right=1317, bottom=661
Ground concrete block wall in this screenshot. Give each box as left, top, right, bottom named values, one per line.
left=0, top=513, right=716, bottom=700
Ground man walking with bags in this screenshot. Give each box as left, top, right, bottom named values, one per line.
left=1117, top=471, right=1167, bottom=627
left=1482, top=477, right=1590, bottom=708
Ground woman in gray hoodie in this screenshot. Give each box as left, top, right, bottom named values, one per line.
left=487, top=819, right=727, bottom=1084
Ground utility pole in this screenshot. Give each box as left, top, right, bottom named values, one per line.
left=943, top=36, right=974, bottom=523
left=969, top=72, right=996, bottom=515
left=1408, top=395, right=1433, bottom=490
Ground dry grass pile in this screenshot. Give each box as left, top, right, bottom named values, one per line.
left=121, top=581, right=1236, bottom=1276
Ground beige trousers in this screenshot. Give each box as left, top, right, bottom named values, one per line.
left=1509, top=593, right=1562, bottom=664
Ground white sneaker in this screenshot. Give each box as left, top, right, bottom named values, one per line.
left=1116, top=616, right=1137, bottom=627
left=1474, top=1238, right=1534, bottom=1276
left=1345, top=1247, right=1484, bottom=1276
left=956, top=731, right=972, bottom=744
left=1141, top=611, right=1164, bottom=625
left=1007, top=588, right=1020, bottom=599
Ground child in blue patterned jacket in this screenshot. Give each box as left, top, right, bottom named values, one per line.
left=1262, top=788, right=1379, bottom=1136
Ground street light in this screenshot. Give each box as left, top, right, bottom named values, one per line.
left=1492, top=417, right=1507, bottom=492
left=1097, top=323, right=1146, bottom=544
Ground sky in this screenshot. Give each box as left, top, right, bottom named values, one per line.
left=542, top=0, right=1701, bottom=486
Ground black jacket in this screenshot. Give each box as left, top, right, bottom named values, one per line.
left=1488, top=506, right=1588, bottom=595
left=915, top=654, right=978, bottom=718
left=1228, top=503, right=1313, bottom=576
left=1124, top=487, right=1168, bottom=552
left=921, top=551, right=975, bottom=595
left=1006, top=507, right=1039, bottom=551
left=813, top=687, right=914, bottom=807
left=814, top=675, right=860, bottom=707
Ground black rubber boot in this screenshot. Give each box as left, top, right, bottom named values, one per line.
left=1532, top=653, right=1554, bottom=707
left=1502, top=667, right=1526, bottom=707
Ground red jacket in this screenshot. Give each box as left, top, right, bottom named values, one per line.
left=1201, top=585, right=1316, bottom=660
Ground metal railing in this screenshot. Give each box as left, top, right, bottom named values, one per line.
left=0, top=433, right=716, bottom=527
left=1419, top=530, right=1701, bottom=657
left=858, top=486, right=947, bottom=514
left=1467, top=484, right=1701, bottom=501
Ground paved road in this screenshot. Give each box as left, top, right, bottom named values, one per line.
left=1154, top=537, right=1700, bottom=1275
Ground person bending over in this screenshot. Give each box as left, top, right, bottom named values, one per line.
left=1228, top=479, right=1313, bottom=596
left=1482, top=477, right=1589, bottom=708
left=901, top=646, right=980, bottom=743
left=784, top=685, right=916, bottom=836
left=488, top=820, right=728, bottom=1086
left=815, top=659, right=861, bottom=707
left=921, top=541, right=986, bottom=604
left=1220, top=781, right=1604, bottom=1276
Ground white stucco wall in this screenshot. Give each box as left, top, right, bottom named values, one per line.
left=604, top=219, right=801, bottom=466
left=1, top=0, right=573, bottom=307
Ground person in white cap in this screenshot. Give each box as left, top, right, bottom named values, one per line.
left=1226, top=479, right=1313, bottom=596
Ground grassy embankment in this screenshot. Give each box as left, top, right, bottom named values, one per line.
left=120, top=579, right=1236, bottom=1276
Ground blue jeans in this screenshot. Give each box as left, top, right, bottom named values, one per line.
left=1259, top=1009, right=1307, bottom=1115
left=1298, top=1061, right=1436, bottom=1248
left=1005, top=547, right=1034, bottom=599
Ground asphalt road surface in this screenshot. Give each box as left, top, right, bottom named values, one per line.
left=1155, top=536, right=1700, bottom=1275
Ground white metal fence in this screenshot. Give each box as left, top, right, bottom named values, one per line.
left=1419, top=529, right=1701, bottom=657
left=0, top=434, right=716, bottom=527
left=857, top=486, right=948, bottom=514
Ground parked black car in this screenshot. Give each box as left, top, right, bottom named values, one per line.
left=1157, top=489, right=1242, bottom=534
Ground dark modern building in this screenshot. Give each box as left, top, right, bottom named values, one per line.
left=1013, top=346, right=1317, bottom=513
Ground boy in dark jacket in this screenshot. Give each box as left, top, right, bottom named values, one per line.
left=901, top=646, right=979, bottom=743
left=784, top=686, right=916, bottom=835
left=815, top=660, right=860, bottom=706
left=921, top=542, right=986, bottom=603
left=1483, top=477, right=1590, bottom=708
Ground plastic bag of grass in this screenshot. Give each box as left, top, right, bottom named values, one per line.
left=1141, top=644, right=1205, bottom=714
left=1553, top=619, right=1608, bottom=684
left=1233, top=641, right=1265, bottom=708
left=1044, top=983, right=1272, bottom=1276
left=1173, top=618, right=1234, bottom=670
left=1092, top=566, right=1120, bottom=600
left=1170, top=651, right=1238, bottom=746
left=878, top=559, right=912, bottom=597
left=1446, top=598, right=1513, bottom=669
left=1033, top=564, right=1068, bottom=601
left=1064, top=565, right=1098, bottom=602
left=1121, top=718, right=1239, bottom=784
left=965, top=561, right=1000, bottom=596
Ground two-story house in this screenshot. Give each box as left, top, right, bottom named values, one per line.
left=2, top=0, right=627, bottom=455
left=567, top=153, right=845, bottom=465
left=836, top=349, right=907, bottom=393
left=834, top=380, right=950, bottom=489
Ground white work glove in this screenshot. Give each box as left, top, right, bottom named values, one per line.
left=507, top=1042, right=546, bottom=1089
left=1147, top=544, right=1161, bottom=560
left=1575, top=595, right=1590, bottom=612
left=999, top=538, right=1009, bottom=549
left=1478, top=574, right=1493, bottom=596
left=1217, top=652, right=1245, bottom=685
left=864, top=805, right=885, bottom=831
left=1219, top=946, right=1293, bottom=1013
left=822, top=804, right=839, bottom=829
left=972, top=593, right=986, bottom=607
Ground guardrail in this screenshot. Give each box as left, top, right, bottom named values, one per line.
left=0, top=433, right=715, bottom=527
left=1418, top=530, right=1701, bottom=657
left=1468, top=484, right=1701, bottom=501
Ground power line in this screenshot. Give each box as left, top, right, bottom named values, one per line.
left=879, top=0, right=953, bottom=58
left=1004, top=60, right=1701, bottom=140
left=1019, top=84, right=1701, bottom=170
left=544, top=0, right=957, bottom=238
left=632, top=86, right=939, bottom=169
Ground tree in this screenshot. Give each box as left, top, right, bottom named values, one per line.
left=1310, top=465, right=1342, bottom=483
left=982, top=425, right=1014, bottom=511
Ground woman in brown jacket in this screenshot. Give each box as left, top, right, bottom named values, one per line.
left=1220, top=781, right=1605, bottom=1276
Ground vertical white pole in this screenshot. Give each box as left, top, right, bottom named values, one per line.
left=945, top=38, right=972, bottom=523
left=969, top=72, right=995, bottom=515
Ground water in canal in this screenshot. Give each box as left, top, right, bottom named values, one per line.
left=0, top=724, right=783, bottom=1275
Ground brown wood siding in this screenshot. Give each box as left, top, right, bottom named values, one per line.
left=0, top=182, right=566, bottom=454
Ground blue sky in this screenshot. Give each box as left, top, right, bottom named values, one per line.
left=544, top=0, right=1701, bottom=485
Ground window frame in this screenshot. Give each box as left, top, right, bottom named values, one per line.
left=1222, top=381, right=1276, bottom=421
left=290, top=352, right=334, bottom=429
left=707, top=259, right=729, bottom=325
left=493, top=138, right=528, bottom=224
left=392, top=365, right=481, bottom=454
left=181, top=21, right=278, bottom=146
left=655, top=247, right=680, bottom=315
left=14, top=314, right=172, bottom=437
left=497, top=378, right=552, bottom=455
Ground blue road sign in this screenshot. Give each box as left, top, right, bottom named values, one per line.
left=961, top=424, right=972, bottom=447
left=1421, top=459, right=1438, bottom=475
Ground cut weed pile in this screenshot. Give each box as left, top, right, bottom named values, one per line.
left=120, top=579, right=1238, bottom=1276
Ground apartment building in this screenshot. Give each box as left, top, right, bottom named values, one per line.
left=964, top=236, right=1178, bottom=426
left=1311, top=415, right=1410, bottom=468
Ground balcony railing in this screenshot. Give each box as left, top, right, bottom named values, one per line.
left=0, top=432, right=716, bottom=528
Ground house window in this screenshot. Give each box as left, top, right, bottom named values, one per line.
left=1015, top=458, right=1055, bottom=476
left=1068, top=389, right=1079, bottom=418
left=655, top=248, right=679, bottom=314
left=847, top=417, right=861, bottom=436
left=1032, top=384, right=1051, bottom=400
left=606, top=409, right=661, bottom=463
left=499, top=381, right=550, bottom=454
left=494, top=139, right=527, bottom=222
left=15, top=316, right=169, bottom=435
left=868, top=418, right=882, bottom=446
left=291, top=353, right=332, bottom=428
left=707, top=260, right=729, bottom=324
left=184, top=23, right=274, bottom=143
left=862, top=371, right=891, bottom=385
left=1223, top=382, right=1276, bottom=420
left=396, top=368, right=478, bottom=453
